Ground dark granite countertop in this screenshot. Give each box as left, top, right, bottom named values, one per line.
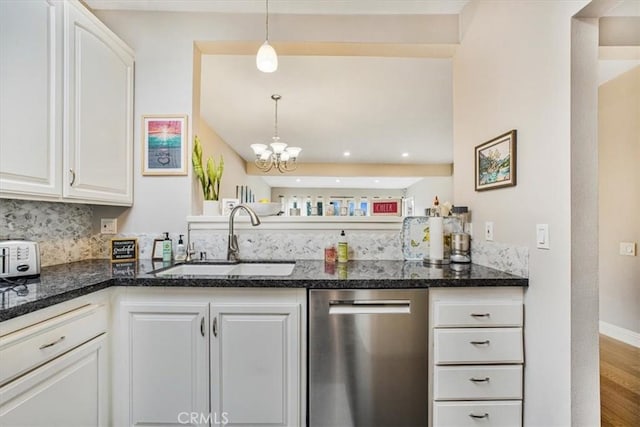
left=0, top=259, right=527, bottom=321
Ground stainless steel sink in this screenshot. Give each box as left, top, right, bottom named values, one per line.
left=154, top=262, right=295, bottom=277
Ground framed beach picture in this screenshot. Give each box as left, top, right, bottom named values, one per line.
left=142, top=115, right=188, bottom=175
left=475, top=130, right=517, bottom=191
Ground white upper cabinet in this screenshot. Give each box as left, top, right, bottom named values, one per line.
left=64, top=1, right=134, bottom=205
left=0, top=0, right=63, bottom=197
left=0, top=0, right=134, bottom=206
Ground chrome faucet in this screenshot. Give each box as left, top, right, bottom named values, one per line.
left=227, top=204, right=261, bottom=261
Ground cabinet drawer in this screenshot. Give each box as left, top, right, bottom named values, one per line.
left=434, top=365, right=522, bottom=400
left=0, top=304, right=107, bottom=385
left=434, top=328, right=523, bottom=364
left=433, top=401, right=522, bottom=427
left=433, top=302, right=522, bottom=327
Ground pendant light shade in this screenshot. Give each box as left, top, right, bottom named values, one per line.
left=256, top=41, right=278, bottom=73
left=257, top=0, right=278, bottom=73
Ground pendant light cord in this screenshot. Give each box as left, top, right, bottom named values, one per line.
left=265, top=0, right=270, bottom=42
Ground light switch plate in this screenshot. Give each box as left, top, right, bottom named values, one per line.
left=101, top=218, right=117, bottom=234
left=485, top=222, right=494, bottom=241
left=536, top=224, right=549, bottom=249
left=619, top=242, right=637, bottom=256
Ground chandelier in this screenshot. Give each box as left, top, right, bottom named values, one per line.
left=250, top=94, right=301, bottom=173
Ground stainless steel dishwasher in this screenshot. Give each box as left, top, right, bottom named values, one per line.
left=309, top=289, right=428, bottom=427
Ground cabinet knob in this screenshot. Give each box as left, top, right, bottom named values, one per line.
left=212, top=316, right=218, bottom=337
left=469, top=377, right=490, bottom=382
left=200, top=317, right=205, bottom=337
left=470, top=340, right=490, bottom=345
left=69, top=169, right=76, bottom=186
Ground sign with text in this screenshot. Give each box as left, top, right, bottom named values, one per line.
left=110, top=238, right=138, bottom=263
left=371, top=199, right=401, bottom=216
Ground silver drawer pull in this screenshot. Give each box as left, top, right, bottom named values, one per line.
left=39, top=336, right=66, bottom=350
left=469, top=377, right=490, bottom=382
left=470, top=313, right=490, bottom=317
left=469, top=413, right=489, bottom=419
left=470, top=340, right=490, bottom=345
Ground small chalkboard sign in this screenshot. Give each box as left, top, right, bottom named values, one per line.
left=110, top=238, right=138, bottom=263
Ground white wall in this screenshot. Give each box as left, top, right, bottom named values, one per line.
left=598, top=66, right=640, bottom=338
left=92, top=10, right=459, bottom=235
left=405, top=176, right=453, bottom=215
left=453, top=1, right=590, bottom=425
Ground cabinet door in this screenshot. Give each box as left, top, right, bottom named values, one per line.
left=0, top=334, right=108, bottom=427
left=64, top=1, right=134, bottom=205
left=120, top=302, right=209, bottom=427
left=0, top=0, right=62, bottom=198
left=211, top=304, right=301, bottom=427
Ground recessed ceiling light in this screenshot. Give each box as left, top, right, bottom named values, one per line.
left=295, top=178, right=301, bottom=182
left=336, top=179, right=341, bottom=183
left=374, top=179, right=380, bottom=183
left=343, top=151, right=350, bottom=157
left=401, top=152, right=409, bottom=157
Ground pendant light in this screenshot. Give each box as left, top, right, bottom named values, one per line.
left=256, top=0, right=278, bottom=73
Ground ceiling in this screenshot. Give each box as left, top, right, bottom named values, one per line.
left=262, top=175, right=424, bottom=189
left=85, top=0, right=470, bottom=15
left=200, top=54, right=453, bottom=164
left=86, top=0, right=637, bottom=188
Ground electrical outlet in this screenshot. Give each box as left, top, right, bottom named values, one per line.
left=101, top=218, right=117, bottom=234
left=485, top=222, right=494, bottom=241
left=619, top=242, right=637, bottom=256
left=536, top=224, right=550, bottom=249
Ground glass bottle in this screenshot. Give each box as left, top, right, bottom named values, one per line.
left=316, top=196, right=324, bottom=216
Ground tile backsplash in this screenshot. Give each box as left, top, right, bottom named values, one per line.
left=0, top=199, right=93, bottom=267
left=0, top=199, right=528, bottom=277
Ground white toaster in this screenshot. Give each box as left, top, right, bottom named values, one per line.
left=0, top=240, right=41, bottom=279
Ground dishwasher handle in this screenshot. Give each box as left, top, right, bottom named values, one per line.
left=328, top=299, right=411, bottom=314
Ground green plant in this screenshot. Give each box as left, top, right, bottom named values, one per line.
left=192, top=135, right=224, bottom=201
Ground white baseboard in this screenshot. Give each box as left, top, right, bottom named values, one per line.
left=599, top=321, right=640, bottom=348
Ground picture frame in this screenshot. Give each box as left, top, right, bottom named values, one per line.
left=152, top=239, right=165, bottom=261
left=475, top=129, right=517, bottom=191
left=110, top=238, right=138, bottom=263
left=371, top=199, right=402, bottom=216
left=222, top=198, right=240, bottom=216
left=142, top=114, right=188, bottom=176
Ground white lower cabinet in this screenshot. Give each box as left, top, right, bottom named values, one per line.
left=0, top=293, right=111, bottom=427
left=0, top=334, right=107, bottom=427
left=211, top=304, right=300, bottom=426
left=125, top=302, right=209, bottom=426
left=429, top=288, right=524, bottom=427
left=433, top=401, right=522, bottom=427
left=114, top=289, right=305, bottom=427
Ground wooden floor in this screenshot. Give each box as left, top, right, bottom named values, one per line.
left=600, top=334, right=640, bottom=427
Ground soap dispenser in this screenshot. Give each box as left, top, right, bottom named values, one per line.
left=175, top=234, right=186, bottom=261
left=337, top=230, right=348, bottom=263
left=162, top=232, right=173, bottom=262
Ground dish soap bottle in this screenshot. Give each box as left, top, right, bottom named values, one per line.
left=338, top=230, right=348, bottom=263
left=175, top=234, right=186, bottom=261
left=162, top=232, right=173, bottom=262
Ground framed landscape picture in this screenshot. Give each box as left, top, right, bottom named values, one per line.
left=142, top=114, right=188, bottom=175
left=475, top=130, right=517, bottom=191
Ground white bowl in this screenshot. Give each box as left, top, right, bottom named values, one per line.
left=244, top=202, right=282, bottom=217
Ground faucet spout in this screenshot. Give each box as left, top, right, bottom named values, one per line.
left=227, top=204, right=261, bottom=261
